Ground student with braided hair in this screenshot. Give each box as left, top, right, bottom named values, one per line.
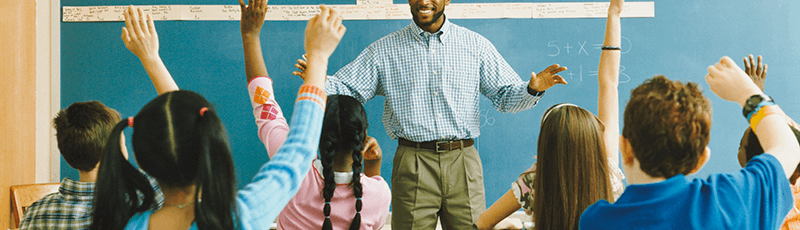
left=240, top=0, right=391, bottom=229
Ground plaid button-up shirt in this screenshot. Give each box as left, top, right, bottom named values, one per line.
left=19, top=174, right=163, bottom=230
left=326, top=17, right=542, bottom=142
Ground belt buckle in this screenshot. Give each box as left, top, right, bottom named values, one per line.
left=435, top=140, right=449, bottom=153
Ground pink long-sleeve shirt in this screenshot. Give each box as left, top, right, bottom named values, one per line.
left=248, top=76, right=391, bottom=230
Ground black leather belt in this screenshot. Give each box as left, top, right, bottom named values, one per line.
left=398, top=138, right=474, bottom=153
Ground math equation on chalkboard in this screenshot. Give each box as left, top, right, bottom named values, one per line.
left=544, top=36, right=632, bottom=83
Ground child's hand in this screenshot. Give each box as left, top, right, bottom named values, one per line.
left=239, top=0, right=268, bottom=38
left=291, top=54, right=309, bottom=80
left=304, top=5, right=346, bottom=61
left=706, top=56, right=762, bottom=106
left=362, top=136, right=382, bottom=161
left=121, top=6, right=160, bottom=62
left=742, top=54, right=767, bottom=91
left=609, top=0, right=624, bottom=15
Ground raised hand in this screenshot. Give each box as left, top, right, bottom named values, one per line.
left=304, top=5, right=346, bottom=60
left=121, top=6, right=177, bottom=95
left=742, top=54, right=767, bottom=91
left=122, top=6, right=159, bottom=62
left=609, top=0, right=624, bottom=15
left=706, top=56, right=762, bottom=106
left=291, top=54, right=308, bottom=80
left=239, top=0, right=268, bottom=37
left=528, top=64, right=568, bottom=92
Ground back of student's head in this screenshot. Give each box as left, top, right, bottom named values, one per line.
left=90, top=90, right=236, bottom=230
left=622, top=75, right=712, bottom=178
left=318, top=95, right=368, bottom=230
left=54, top=101, right=120, bottom=172
left=532, top=103, right=612, bottom=230
left=740, top=125, right=800, bottom=183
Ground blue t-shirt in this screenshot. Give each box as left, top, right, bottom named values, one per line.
left=580, top=154, right=793, bottom=230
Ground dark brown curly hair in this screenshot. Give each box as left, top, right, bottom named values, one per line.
left=622, top=75, right=712, bottom=178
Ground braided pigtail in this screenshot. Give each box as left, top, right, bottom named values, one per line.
left=319, top=95, right=368, bottom=230
left=348, top=136, right=364, bottom=230
left=320, top=96, right=341, bottom=230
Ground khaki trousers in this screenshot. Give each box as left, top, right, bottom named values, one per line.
left=391, top=145, right=485, bottom=229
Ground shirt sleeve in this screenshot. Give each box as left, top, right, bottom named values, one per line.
left=478, top=39, right=542, bottom=113
left=607, top=157, right=626, bottom=201
left=235, top=85, right=327, bottom=230
left=247, top=76, right=290, bottom=157
left=325, top=45, right=382, bottom=104
left=512, top=164, right=537, bottom=216
left=733, top=153, right=793, bottom=229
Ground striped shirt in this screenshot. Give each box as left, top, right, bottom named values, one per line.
left=19, top=175, right=163, bottom=230
left=326, top=17, right=543, bottom=142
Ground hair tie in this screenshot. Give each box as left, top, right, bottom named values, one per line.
left=199, top=107, right=209, bottom=116
left=128, top=117, right=134, bottom=127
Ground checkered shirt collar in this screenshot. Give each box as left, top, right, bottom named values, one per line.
left=57, top=178, right=95, bottom=203
left=408, top=15, right=452, bottom=45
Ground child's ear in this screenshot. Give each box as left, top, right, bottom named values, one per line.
left=689, top=147, right=711, bottom=174
left=620, top=135, right=635, bottom=166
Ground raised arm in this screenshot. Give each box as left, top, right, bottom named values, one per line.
left=121, top=6, right=178, bottom=95
left=240, top=0, right=290, bottom=157
left=236, top=5, right=346, bottom=228
left=598, top=0, right=623, bottom=166
left=707, top=56, right=800, bottom=178
left=303, top=5, right=345, bottom=89
left=240, top=0, right=268, bottom=82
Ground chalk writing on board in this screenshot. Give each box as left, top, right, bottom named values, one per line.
left=479, top=109, right=496, bottom=128
left=357, top=0, right=393, bottom=5
left=546, top=37, right=633, bottom=83
left=62, top=2, right=654, bottom=22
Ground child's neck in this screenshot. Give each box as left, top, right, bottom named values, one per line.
left=78, top=169, right=98, bottom=182
left=624, top=160, right=667, bottom=185
left=332, top=151, right=354, bottom=173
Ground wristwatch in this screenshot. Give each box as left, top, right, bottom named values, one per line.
left=527, top=87, right=545, bottom=96
left=742, top=94, right=774, bottom=118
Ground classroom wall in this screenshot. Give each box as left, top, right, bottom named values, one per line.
left=0, top=0, right=38, bottom=227
left=1, top=0, right=58, bottom=228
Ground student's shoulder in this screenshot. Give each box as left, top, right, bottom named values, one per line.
left=579, top=200, right=615, bottom=229
left=737, top=153, right=785, bottom=181
left=361, top=174, right=390, bottom=191
left=24, top=192, right=64, bottom=213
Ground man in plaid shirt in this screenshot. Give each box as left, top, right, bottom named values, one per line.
left=18, top=101, right=162, bottom=229
left=296, top=0, right=568, bottom=229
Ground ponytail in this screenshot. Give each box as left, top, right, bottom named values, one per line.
left=91, top=91, right=237, bottom=230
left=194, top=109, right=237, bottom=230
left=90, top=119, right=155, bottom=230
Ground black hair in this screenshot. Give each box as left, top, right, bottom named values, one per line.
left=90, top=90, right=236, bottom=230
left=742, top=125, right=800, bottom=184
left=319, top=95, right=368, bottom=230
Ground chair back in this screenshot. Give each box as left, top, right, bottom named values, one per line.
left=10, top=183, right=60, bottom=228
